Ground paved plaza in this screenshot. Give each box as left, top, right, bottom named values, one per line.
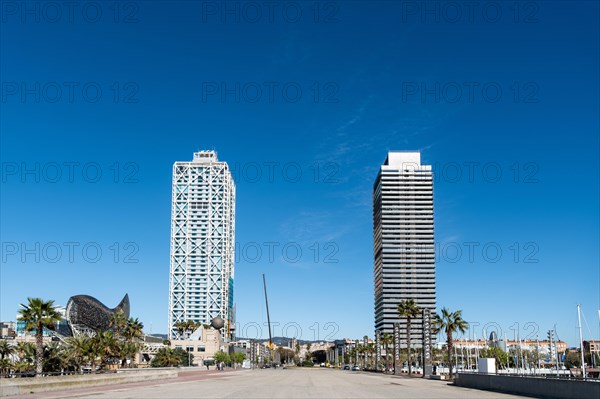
left=12, top=368, right=528, bottom=399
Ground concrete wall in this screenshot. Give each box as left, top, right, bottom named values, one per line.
left=455, top=372, right=600, bottom=399
left=0, top=369, right=178, bottom=397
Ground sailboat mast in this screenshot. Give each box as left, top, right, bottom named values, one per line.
left=577, top=304, right=585, bottom=378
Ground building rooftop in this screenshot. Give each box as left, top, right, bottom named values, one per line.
left=193, top=150, right=218, bottom=163
left=385, top=151, right=421, bottom=167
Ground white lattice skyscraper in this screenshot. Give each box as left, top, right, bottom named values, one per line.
left=168, top=151, right=236, bottom=339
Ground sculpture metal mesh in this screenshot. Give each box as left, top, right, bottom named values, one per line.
left=65, top=294, right=129, bottom=336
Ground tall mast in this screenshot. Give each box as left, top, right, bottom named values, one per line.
left=577, top=304, right=585, bottom=378
left=263, top=274, right=273, bottom=350
left=554, top=325, right=559, bottom=374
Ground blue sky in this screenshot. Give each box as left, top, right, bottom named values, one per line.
left=1, top=1, right=598, bottom=346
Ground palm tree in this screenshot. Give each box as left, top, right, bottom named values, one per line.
left=17, top=298, right=62, bottom=377
left=355, top=344, right=365, bottom=369
left=366, top=343, right=376, bottom=370
left=109, top=311, right=128, bottom=335
left=151, top=347, right=181, bottom=367
left=43, top=342, right=65, bottom=374
left=117, top=341, right=140, bottom=368
left=0, top=340, right=15, bottom=360
left=13, top=342, right=35, bottom=377
left=380, top=333, right=393, bottom=372
left=16, top=342, right=35, bottom=364
left=86, top=338, right=103, bottom=373
left=0, top=358, right=13, bottom=377
left=65, top=336, right=90, bottom=373
left=0, top=358, right=12, bottom=376
left=108, top=314, right=144, bottom=368
left=124, top=317, right=144, bottom=341
left=174, top=320, right=198, bottom=339
left=186, top=320, right=200, bottom=334
left=294, top=341, right=300, bottom=363
left=94, top=331, right=118, bottom=369
left=397, top=299, right=420, bottom=375
left=13, top=360, right=34, bottom=376
left=174, top=321, right=186, bottom=338
left=433, top=308, right=468, bottom=380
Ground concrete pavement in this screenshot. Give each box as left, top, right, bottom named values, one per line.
left=12, top=368, right=529, bottom=399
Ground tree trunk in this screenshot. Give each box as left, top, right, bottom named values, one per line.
left=385, top=343, right=389, bottom=372
left=35, top=325, right=43, bottom=377
left=407, top=318, right=412, bottom=375
left=447, top=331, right=453, bottom=379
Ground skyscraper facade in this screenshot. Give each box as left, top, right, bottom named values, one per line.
left=168, top=151, right=236, bottom=339
left=373, top=151, right=435, bottom=343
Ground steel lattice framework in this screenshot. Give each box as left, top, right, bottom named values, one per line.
left=168, top=151, right=235, bottom=339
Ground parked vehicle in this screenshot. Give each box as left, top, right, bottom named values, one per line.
left=352, top=365, right=361, bottom=371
